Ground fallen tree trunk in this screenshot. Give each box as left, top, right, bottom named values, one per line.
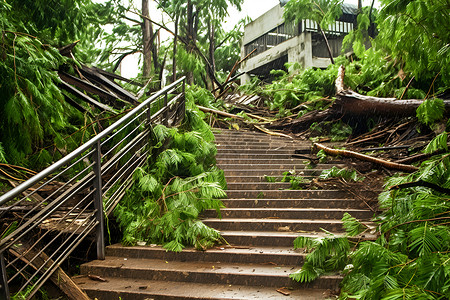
left=333, top=90, right=450, bottom=117
left=314, top=143, right=419, bottom=173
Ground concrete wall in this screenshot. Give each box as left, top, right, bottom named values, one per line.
left=241, top=33, right=321, bottom=84
left=240, top=4, right=337, bottom=84
left=242, top=4, right=285, bottom=45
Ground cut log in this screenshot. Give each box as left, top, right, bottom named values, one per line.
left=314, top=143, right=419, bottom=173
left=333, top=90, right=450, bottom=117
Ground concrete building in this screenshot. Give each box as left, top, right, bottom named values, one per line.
left=240, top=2, right=357, bottom=83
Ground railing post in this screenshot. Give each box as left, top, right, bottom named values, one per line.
left=0, top=252, right=9, bottom=300
left=163, top=93, right=168, bottom=126
left=92, top=141, right=105, bottom=260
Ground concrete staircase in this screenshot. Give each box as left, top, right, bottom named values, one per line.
left=73, top=129, right=374, bottom=299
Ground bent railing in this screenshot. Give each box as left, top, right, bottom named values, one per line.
left=0, top=77, right=186, bottom=299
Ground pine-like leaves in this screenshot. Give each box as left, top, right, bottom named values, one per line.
left=115, top=108, right=226, bottom=251
left=292, top=134, right=450, bottom=299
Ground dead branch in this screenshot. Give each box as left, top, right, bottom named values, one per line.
left=335, top=65, right=345, bottom=94
left=197, top=105, right=245, bottom=120
left=254, top=125, right=293, bottom=139
left=314, top=143, right=419, bottom=173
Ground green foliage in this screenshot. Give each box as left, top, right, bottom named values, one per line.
left=423, top=132, right=448, bottom=154
left=0, top=29, right=81, bottom=166
left=185, top=85, right=223, bottom=109
left=316, top=149, right=328, bottom=163
left=290, top=232, right=351, bottom=283
left=330, top=121, right=353, bottom=142
left=342, top=212, right=366, bottom=237
left=114, top=107, right=227, bottom=251
left=284, top=0, right=343, bottom=30
left=291, top=136, right=450, bottom=299
left=319, top=166, right=364, bottom=182
left=376, top=0, right=450, bottom=87
left=261, top=63, right=339, bottom=112
left=281, top=170, right=310, bottom=189
left=416, top=99, right=445, bottom=127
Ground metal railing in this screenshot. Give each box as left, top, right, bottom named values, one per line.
left=0, top=76, right=186, bottom=299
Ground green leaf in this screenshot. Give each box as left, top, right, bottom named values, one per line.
left=423, top=132, right=448, bottom=154
left=416, top=99, right=445, bottom=126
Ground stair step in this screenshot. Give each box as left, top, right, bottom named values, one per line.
left=217, top=149, right=295, bottom=154
left=226, top=182, right=292, bottom=190
left=217, top=153, right=295, bottom=159
left=216, top=145, right=299, bottom=150
left=218, top=230, right=330, bottom=247
left=204, top=208, right=373, bottom=219
left=223, top=169, right=326, bottom=176
left=80, top=257, right=327, bottom=288
left=106, top=244, right=305, bottom=266
left=203, top=218, right=344, bottom=233
left=73, top=276, right=337, bottom=300
left=221, top=198, right=367, bottom=209
left=224, top=175, right=316, bottom=183
left=217, top=158, right=310, bottom=165
left=225, top=189, right=356, bottom=199
left=219, top=164, right=336, bottom=170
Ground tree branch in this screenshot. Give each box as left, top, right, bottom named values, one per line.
left=314, top=143, right=419, bottom=172
left=390, top=180, right=450, bottom=195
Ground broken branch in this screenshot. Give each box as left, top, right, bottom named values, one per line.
left=314, top=143, right=419, bottom=173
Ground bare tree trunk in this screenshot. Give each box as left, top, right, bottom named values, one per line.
left=208, top=20, right=216, bottom=90
left=317, top=24, right=335, bottom=64
left=185, top=0, right=194, bottom=84
left=172, top=14, right=179, bottom=83
left=142, top=0, right=153, bottom=79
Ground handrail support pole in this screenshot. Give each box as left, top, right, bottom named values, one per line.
left=0, top=252, right=9, bottom=300
left=93, top=141, right=105, bottom=260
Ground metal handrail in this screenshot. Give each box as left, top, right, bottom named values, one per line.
left=0, top=76, right=186, bottom=299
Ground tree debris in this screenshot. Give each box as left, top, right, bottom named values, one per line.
left=314, top=143, right=419, bottom=173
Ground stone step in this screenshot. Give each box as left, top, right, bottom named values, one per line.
left=217, top=158, right=311, bottom=165
left=216, top=144, right=300, bottom=150
left=73, top=276, right=335, bottom=300
left=225, top=189, right=356, bottom=199
left=223, top=169, right=327, bottom=177
left=217, top=153, right=295, bottom=159
left=214, top=135, right=297, bottom=142
left=219, top=231, right=331, bottom=247
left=220, top=198, right=367, bottom=209
left=105, top=244, right=305, bottom=266
left=79, top=257, right=339, bottom=289
left=219, top=164, right=335, bottom=170
left=214, top=132, right=294, bottom=139
left=226, top=182, right=292, bottom=190
left=203, top=218, right=344, bottom=233
left=217, top=149, right=295, bottom=154
left=204, top=208, right=373, bottom=220
left=224, top=175, right=316, bottom=183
